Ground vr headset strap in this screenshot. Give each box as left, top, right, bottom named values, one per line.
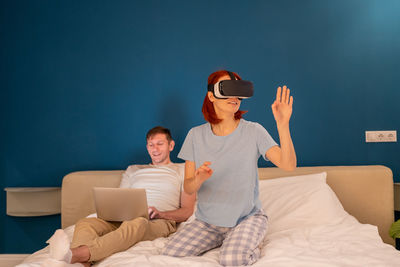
left=207, top=71, right=238, bottom=92
left=227, top=71, right=236, bottom=80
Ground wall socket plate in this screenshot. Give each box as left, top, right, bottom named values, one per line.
left=365, top=130, right=397, bottom=143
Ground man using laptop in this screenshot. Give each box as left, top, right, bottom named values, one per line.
left=47, top=126, right=196, bottom=266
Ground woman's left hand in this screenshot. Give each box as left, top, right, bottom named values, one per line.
left=271, top=85, right=293, bottom=127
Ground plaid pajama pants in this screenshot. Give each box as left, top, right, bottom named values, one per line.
left=161, top=210, right=268, bottom=266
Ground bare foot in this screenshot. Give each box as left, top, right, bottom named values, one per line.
left=71, top=245, right=91, bottom=264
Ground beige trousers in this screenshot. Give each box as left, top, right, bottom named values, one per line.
left=71, top=217, right=177, bottom=262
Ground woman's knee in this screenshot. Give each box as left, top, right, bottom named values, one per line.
left=162, top=220, right=222, bottom=257
left=161, top=227, right=196, bottom=257
left=160, top=233, right=182, bottom=256
left=219, top=248, right=261, bottom=266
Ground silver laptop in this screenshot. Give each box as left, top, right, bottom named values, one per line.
left=93, top=187, right=149, bottom=222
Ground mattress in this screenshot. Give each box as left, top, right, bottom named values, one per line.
left=18, top=172, right=400, bottom=266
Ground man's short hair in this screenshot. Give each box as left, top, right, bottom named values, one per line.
left=146, top=126, right=173, bottom=142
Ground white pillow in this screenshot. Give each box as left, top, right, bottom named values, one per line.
left=259, top=172, right=348, bottom=234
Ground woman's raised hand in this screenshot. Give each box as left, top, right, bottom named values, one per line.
left=195, top=161, right=213, bottom=183
left=271, top=85, right=293, bottom=127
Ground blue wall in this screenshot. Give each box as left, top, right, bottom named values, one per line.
left=1, top=0, right=399, bottom=253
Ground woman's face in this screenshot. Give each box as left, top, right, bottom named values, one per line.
left=208, top=75, right=242, bottom=116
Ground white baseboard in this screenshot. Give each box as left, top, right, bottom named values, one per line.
left=0, top=254, right=30, bottom=267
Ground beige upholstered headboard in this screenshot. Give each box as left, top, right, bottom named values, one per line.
left=61, top=165, right=395, bottom=246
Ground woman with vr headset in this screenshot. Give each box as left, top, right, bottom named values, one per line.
left=162, top=70, right=296, bottom=266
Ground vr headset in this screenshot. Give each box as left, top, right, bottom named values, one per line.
left=207, top=71, right=254, bottom=99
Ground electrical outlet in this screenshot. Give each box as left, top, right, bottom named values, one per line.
left=365, top=130, right=397, bottom=143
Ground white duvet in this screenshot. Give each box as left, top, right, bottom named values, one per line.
left=18, top=172, right=400, bottom=266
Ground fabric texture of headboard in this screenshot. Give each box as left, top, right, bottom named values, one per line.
left=61, top=165, right=394, bottom=246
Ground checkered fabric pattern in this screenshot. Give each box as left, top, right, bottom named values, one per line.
left=162, top=210, right=268, bottom=266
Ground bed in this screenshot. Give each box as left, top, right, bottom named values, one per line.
left=18, top=165, right=400, bottom=266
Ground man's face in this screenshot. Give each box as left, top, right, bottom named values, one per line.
left=146, top=133, right=174, bottom=165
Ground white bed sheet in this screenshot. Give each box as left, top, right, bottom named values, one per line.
left=19, top=215, right=400, bottom=267
left=18, top=173, right=400, bottom=266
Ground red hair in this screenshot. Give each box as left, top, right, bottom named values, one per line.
left=202, top=70, right=247, bottom=124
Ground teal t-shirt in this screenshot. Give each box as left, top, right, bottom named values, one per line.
left=178, top=119, right=277, bottom=227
